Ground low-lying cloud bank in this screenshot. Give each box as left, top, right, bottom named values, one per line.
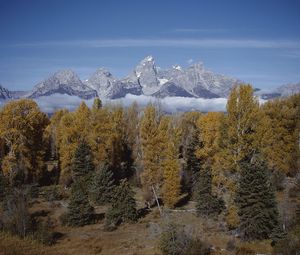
left=0, top=94, right=269, bottom=114
left=31, top=93, right=228, bottom=113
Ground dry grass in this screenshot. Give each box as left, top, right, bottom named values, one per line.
left=1, top=187, right=276, bottom=255
left=0, top=232, right=53, bottom=255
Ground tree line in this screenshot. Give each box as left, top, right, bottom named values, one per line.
left=0, top=84, right=299, bottom=244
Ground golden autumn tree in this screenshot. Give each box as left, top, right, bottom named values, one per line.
left=0, top=99, right=49, bottom=184
left=260, top=95, right=299, bottom=175
left=57, top=102, right=91, bottom=185
left=90, top=104, right=113, bottom=165
left=195, top=112, right=226, bottom=192
left=140, top=104, right=164, bottom=206
left=44, top=109, right=69, bottom=160
left=221, top=84, right=261, bottom=173
left=162, top=117, right=181, bottom=208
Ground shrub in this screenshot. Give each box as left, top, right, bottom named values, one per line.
left=159, top=222, right=211, bottom=255
left=226, top=239, right=236, bottom=251
left=235, top=245, right=256, bottom=255
left=272, top=225, right=300, bottom=255
left=34, top=218, right=55, bottom=245
left=42, top=185, right=66, bottom=201
left=1, top=188, right=32, bottom=238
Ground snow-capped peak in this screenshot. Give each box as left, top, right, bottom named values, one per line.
left=172, top=65, right=182, bottom=71
left=145, top=55, right=154, bottom=62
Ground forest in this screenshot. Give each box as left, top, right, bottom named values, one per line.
left=0, top=84, right=299, bottom=255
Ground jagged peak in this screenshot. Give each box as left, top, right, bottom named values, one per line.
left=172, top=65, right=182, bottom=71
left=189, top=61, right=204, bottom=69
left=92, top=68, right=113, bottom=77
left=139, top=55, right=155, bottom=66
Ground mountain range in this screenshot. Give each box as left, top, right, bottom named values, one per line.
left=0, top=56, right=299, bottom=101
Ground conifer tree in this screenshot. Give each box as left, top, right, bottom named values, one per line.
left=90, top=164, right=115, bottom=205
left=236, top=156, right=280, bottom=240
left=71, top=140, right=95, bottom=182
left=67, top=180, right=94, bottom=227
left=183, top=130, right=200, bottom=191
left=0, top=170, right=8, bottom=202
left=194, top=166, right=224, bottom=216
left=106, top=179, right=137, bottom=226
left=92, top=97, right=102, bottom=110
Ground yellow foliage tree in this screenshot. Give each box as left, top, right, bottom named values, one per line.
left=222, top=84, right=261, bottom=173
left=195, top=112, right=226, bottom=192
left=140, top=105, right=162, bottom=190
left=162, top=119, right=181, bottom=208
left=260, top=95, right=299, bottom=174
left=0, top=99, right=49, bottom=183
left=57, top=102, right=91, bottom=184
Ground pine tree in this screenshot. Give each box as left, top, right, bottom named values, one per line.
left=183, top=130, right=200, bottom=192
left=71, top=140, right=95, bottom=182
left=92, top=97, right=102, bottom=110
left=67, top=180, right=94, bottom=227
left=236, top=156, right=280, bottom=240
left=0, top=170, right=8, bottom=202
left=194, top=166, right=224, bottom=217
left=106, top=179, right=137, bottom=226
left=90, top=164, right=115, bottom=205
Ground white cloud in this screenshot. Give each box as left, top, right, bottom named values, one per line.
left=187, top=58, right=194, bottom=64
left=9, top=38, right=300, bottom=50
left=172, top=28, right=229, bottom=33
left=32, top=93, right=228, bottom=113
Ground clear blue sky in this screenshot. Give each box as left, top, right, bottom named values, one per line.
left=0, top=0, right=300, bottom=91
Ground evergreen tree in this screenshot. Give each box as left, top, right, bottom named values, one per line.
left=236, top=156, right=280, bottom=240
left=194, top=166, right=224, bottom=216
left=67, top=180, right=94, bottom=227
left=90, top=164, right=115, bottom=205
left=0, top=170, right=8, bottom=202
left=183, top=130, right=200, bottom=193
left=92, top=97, right=102, bottom=110
left=106, top=179, right=137, bottom=226
left=71, top=140, right=95, bottom=182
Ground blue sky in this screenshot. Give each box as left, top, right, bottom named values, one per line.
left=0, top=0, right=300, bottom=91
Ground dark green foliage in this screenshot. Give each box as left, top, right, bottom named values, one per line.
left=92, top=97, right=102, bottom=110
left=67, top=181, right=94, bottom=227
left=71, top=140, right=95, bottom=183
left=105, top=179, right=137, bottom=226
left=159, top=222, right=211, bottom=255
left=0, top=170, right=8, bottom=202
left=182, top=131, right=201, bottom=194
left=236, top=156, right=281, bottom=241
left=90, top=164, right=115, bottom=205
left=272, top=225, right=300, bottom=255
left=42, top=185, right=66, bottom=201
left=194, top=166, right=224, bottom=217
